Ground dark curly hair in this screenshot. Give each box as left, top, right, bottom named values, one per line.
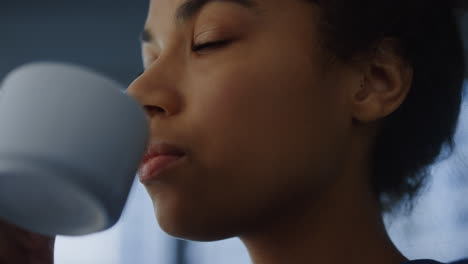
left=310, top=0, right=466, bottom=212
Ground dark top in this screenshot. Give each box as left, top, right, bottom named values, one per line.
left=405, top=259, right=468, bottom=264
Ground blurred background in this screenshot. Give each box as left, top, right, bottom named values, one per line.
left=0, top=0, right=467, bottom=263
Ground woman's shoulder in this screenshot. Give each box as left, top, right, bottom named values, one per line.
left=404, top=259, right=468, bottom=264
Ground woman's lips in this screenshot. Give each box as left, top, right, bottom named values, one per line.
left=138, top=143, right=186, bottom=183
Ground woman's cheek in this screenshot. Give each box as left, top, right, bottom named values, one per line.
left=185, top=70, right=266, bottom=164
left=199, top=69, right=267, bottom=126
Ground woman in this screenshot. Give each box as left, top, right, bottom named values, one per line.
left=1, top=0, right=468, bottom=263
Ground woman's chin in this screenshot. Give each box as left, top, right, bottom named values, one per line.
left=154, top=204, right=240, bottom=242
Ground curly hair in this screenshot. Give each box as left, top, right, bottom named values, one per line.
left=310, top=0, right=466, bottom=212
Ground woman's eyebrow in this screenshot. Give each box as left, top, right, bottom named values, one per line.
left=140, top=0, right=259, bottom=43
left=176, top=0, right=259, bottom=22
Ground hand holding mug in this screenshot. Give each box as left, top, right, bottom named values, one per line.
left=0, top=219, right=54, bottom=264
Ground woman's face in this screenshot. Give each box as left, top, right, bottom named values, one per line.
left=127, top=0, right=358, bottom=241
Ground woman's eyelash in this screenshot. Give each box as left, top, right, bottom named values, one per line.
left=192, top=40, right=230, bottom=52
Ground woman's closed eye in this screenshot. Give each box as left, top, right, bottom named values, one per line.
left=192, top=39, right=231, bottom=53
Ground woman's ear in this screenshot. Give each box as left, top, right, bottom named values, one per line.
left=351, top=39, right=413, bottom=123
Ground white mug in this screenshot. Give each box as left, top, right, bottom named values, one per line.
left=0, top=62, right=148, bottom=236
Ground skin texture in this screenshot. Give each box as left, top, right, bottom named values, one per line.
left=127, top=0, right=413, bottom=263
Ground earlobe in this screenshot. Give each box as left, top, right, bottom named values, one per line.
left=351, top=40, right=413, bottom=124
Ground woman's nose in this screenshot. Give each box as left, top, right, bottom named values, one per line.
left=126, top=67, right=183, bottom=119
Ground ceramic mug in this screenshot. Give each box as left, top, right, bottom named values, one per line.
left=0, top=62, right=148, bottom=236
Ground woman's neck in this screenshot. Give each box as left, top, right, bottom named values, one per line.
left=240, top=178, right=407, bottom=264
left=239, top=141, right=408, bottom=264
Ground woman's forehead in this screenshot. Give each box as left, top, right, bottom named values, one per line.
left=148, top=0, right=261, bottom=17
left=145, top=0, right=266, bottom=39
